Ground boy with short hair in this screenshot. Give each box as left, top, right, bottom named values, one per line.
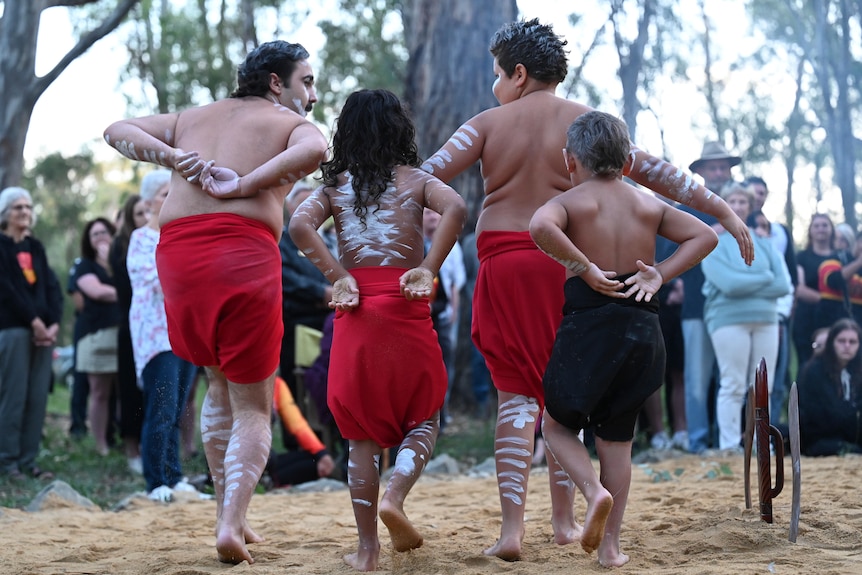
left=421, top=17, right=750, bottom=561
left=529, top=111, right=718, bottom=567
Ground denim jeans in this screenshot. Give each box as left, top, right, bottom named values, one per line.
left=140, top=351, right=196, bottom=492
left=682, top=319, right=716, bottom=453
left=471, top=343, right=492, bottom=411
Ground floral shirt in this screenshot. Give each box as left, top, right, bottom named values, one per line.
left=127, top=226, right=170, bottom=378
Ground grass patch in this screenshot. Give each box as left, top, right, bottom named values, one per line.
left=0, top=382, right=209, bottom=511
left=2, top=383, right=499, bottom=510
left=435, top=413, right=496, bottom=467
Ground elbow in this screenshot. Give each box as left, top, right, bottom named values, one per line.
left=706, top=228, right=719, bottom=251
left=528, top=213, right=551, bottom=246
left=103, top=125, right=116, bottom=147
left=288, top=218, right=310, bottom=246
left=311, top=137, right=329, bottom=167
left=449, top=197, right=468, bottom=227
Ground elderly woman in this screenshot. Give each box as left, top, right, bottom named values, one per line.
left=0, top=187, right=63, bottom=479
left=127, top=170, right=198, bottom=501
left=701, top=184, right=791, bottom=452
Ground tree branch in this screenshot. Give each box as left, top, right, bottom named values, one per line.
left=33, top=0, right=139, bottom=98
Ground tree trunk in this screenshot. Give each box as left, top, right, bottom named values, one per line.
left=401, top=0, right=517, bottom=413
left=613, top=0, right=656, bottom=141
left=402, top=0, right=518, bottom=232
left=0, top=0, right=138, bottom=188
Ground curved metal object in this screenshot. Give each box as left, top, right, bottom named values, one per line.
left=755, top=358, right=784, bottom=524
left=788, top=382, right=802, bottom=542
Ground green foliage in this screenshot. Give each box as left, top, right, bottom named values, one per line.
left=434, top=414, right=496, bottom=466
left=702, top=461, right=734, bottom=479
left=20, top=152, right=137, bottom=345
left=315, top=0, right=407, bottom=123
left=0, top=383, right=210, bottom=510
left=639, top=464, right=686, bottom=483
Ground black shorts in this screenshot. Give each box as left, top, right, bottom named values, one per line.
left=543, top=276, right=665, bottom=442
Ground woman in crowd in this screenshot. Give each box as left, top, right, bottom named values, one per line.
left=76, top=217, right=120, bottom=456
left=798, top=318, right=862, bottom=456
left=109, top=193, right=149, bottom=474
left=0, top=187, right=63, bottom=478
left=701, top=184, right=791, bottom=451
left=128, top=170, right=198, bottom=501
left=793, top=213, right=838, bottom=367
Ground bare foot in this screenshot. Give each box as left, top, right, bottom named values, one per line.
left=553, top=520, right=583, bottom=545
left=483, top=535, right=522, bottom=562
left=599, top=548, right=630, bottom=568
left=344, top=547, right=379, bottom=572
left=379, top=500, right=423, bottom=552
left=216, top=529, right=253, bottom=565
left=243, top=521, right=264, bottom=544
left=580, top=492, right=614, bottom=554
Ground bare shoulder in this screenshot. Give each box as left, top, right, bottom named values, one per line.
left=556, top=96, right=594, bottom=118
left=400, top=166, right=443, bottom=186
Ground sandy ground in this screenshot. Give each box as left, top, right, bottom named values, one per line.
left=1, top=453, right=860, bottom=575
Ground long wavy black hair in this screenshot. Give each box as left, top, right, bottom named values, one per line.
left=321, top=89, right=421, bottom=228
left=819, top=318, right=862, bottom=400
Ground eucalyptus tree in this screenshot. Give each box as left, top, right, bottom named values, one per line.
left=315, top=0, right=406, bottom=126
left=316, top=0, right=517, bottom=230
left=748, top=0, right=861, bottom=229
left=402, top=0, right=518, bottom=230
left=104, top=0, right=301, bottom=115
left=0, top=0, right=139, bottom=188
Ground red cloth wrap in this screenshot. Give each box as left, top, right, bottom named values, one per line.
left=472, top=230, right=565, bottom=409
left=156, top=213, right=283, bottom=384
left=327, top=267, right=447, bottom=448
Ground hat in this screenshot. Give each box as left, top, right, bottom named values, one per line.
left=688, top=141, right=742, bottom=172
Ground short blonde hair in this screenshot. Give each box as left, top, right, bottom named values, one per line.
left=720, top=183, right=754, bottom=212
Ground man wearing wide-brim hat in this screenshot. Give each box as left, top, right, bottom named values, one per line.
left=679, top=139, right=744, bottom=454
left=688, top=141, right=742, bottom=194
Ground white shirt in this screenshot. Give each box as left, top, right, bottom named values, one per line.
left=127, top=226, right=171, bottom=378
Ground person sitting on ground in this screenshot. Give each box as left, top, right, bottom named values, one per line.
left=289, top=88, right=466, bottom=572
left=798, top=318, right=862, bottom=456
left=529, top=111, right=718, bottom=568
left=265, top=375, right=335, bottom=488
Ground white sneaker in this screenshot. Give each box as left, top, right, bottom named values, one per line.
left=650, top=431, right=672, bottom=451
left=147, top=485, right=174, bottom=502
left=671, top=431, right=690, bottom=451
left=172, top=478, right=198, bottom=492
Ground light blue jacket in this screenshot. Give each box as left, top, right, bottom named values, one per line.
left=701, top=232, right=792, bottom=334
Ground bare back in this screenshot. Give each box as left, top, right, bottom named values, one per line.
left=158, top=98, right=313, bottom=238
left=560, top=180, right=665, bottom=276
left=423, top=91, right=593, bottom=234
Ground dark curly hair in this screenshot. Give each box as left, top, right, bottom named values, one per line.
left=490, top=18, right=568, bottom=84
left=321, top=89, right=421, bottom=228
left=566, top=111, right=630, bottom=178
left=231, top=41, right=309, bottom=98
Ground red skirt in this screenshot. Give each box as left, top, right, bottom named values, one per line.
left=328, top=267, right=447, bottom=448
left=157, top=213, right=282, bottom=383
left=472, top=230, right=565, bottom=409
